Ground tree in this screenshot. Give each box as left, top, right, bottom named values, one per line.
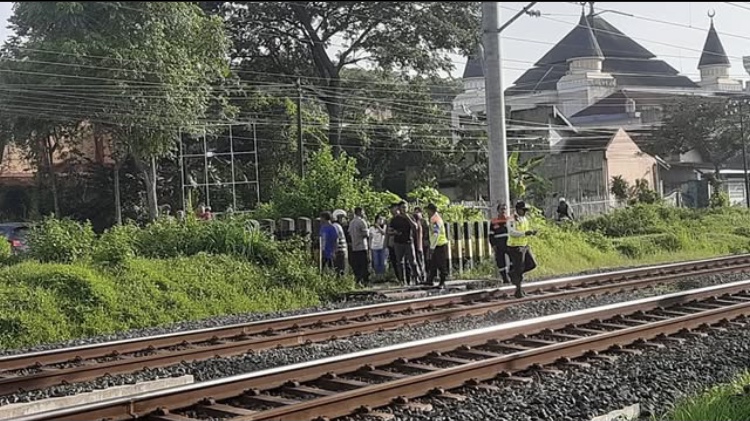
left=206, top=1, right=480, bottom=155
left=335, top=69, right=461, bottom=190
left=610, top=175, right=629, bottom=204
left=656, top=96, right=743, bottom=177
left=1, top=2, right=231, bottom=220
left=507, top=151, right=548, bottom=202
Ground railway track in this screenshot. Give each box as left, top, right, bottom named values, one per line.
left=2, top=254, right=750, bottom=397
left=17, top=279, right=750, bottom=421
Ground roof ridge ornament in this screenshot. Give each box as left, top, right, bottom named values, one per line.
left=708, top=9, right=715, bottom=22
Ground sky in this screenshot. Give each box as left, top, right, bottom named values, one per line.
left=0, top=2, right=748, bottom=85
left=459, top=2, right=750, bottom=85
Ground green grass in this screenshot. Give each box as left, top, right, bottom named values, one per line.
left=0, top=254, right=354, bottom=348
left=656, top=372, right=750, bottom=421
left=460, top=205, right=750, bottom=281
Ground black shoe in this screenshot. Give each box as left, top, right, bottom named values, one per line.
left=437, top=282, right=446, bottom=289
left=514, top=287, right=524, bottom=298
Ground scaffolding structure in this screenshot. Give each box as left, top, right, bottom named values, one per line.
left=178, top=122, right=260, bottom=213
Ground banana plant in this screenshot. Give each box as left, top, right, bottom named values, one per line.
left=507, top=151, right=548, bottom=201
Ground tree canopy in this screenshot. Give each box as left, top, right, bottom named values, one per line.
left=656, top=96, right=745, bottom=174
left=1, top=2, right=232, bottom=218
left=205, top=1, right=480, bottom=153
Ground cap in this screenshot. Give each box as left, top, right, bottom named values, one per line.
left=515, top=200, right=530, bottom=211
left=332, top=209, right=347, bottom=220
left=559, top=197, right=566, bottom=202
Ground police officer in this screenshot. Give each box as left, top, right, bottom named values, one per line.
left=507, top=201, right=538, bottom=298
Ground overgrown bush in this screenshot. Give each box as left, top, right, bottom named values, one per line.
left=0, top=239, right=10, bottom=264
left=92, top=224, right=139, bottom=266
left=407, top=186, right=484, bottom=222
left=27, top=217, right=96, bottom=263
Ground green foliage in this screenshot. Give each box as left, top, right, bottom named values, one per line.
left=407, top=186, right=483, bottom=222
left=614, top=233, right=686, bottom=259
left=255, top=145, right=403, bottom=220
left=0, top=254, right=353, bottom=348
left=508, top=151, right=549, bottom=202
left=212, top=1, right=480, bottom=147
left=710, top=190, right=731, bottom=208
left=654, top=96, right=744, bottom=172
left=579, top=204, right=672, bottom=237
left=92, top=224, right=139, bottom=266
left=656, top=371, right=750, bottom=421
left=629, top=179, right=660, bottom=205
left=0, top=239, right=10, bottom=264
left=3, top=2, right=232, bottom=220
left=610, top=176, right=629, bottom=202
left=27, top=217, right=96, bottom=263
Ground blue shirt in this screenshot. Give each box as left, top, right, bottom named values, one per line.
left=320, top=224, right=338, bottom=259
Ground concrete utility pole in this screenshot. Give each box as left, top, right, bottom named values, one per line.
left=482, top=2, right=510, bottom=210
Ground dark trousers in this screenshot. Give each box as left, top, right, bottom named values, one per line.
left=334, top=250, right=347, bottom=276
left=322, top=256, right=334, bottom=271
left=351, top=250, right=370, bottom=285
left=508, top=246, right=529, bottom=286
left=394, top=242, right=420, bottom=285
left=388, top=246, right=402, bottom=282
left=494, top=245, right=510, bottom=283
left=427, top=244, right=449, bottom=286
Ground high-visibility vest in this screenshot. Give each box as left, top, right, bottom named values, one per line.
left=430, top=213, right=448, bottom=248
left=507, top=216, right=531, bottom=247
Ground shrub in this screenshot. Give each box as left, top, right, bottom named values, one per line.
left=93, top=224, right=139, bottom=266
left=579, top=204, right=667, bottom=237
left=0, top=238, right=10, bottom=264
left=27, top=217, right=96, bottom=263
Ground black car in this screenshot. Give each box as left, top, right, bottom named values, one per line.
left=0, top=222, right=31, bottom=254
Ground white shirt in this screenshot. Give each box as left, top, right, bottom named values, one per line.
left=369, top=226, right=386, bottom=250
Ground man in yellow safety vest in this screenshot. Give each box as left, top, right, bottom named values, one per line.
left=507, top=200, right=538, bottom=298
left=425, top=203, right=449, bottom=289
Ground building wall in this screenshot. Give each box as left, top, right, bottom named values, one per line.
left=605, top=129, right=658, bottom=190
left=0, top=124, right=112, bottom=186
left=539, top=150, right=606, bottom=201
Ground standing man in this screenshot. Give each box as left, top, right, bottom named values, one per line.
left=389, top=201, right=420, bottom=286
left=332, top=209, right=348, bottom=276
left=348, top=207, right=370, bottom=286
left=425, top=203, right=449, bottom=289
left=385, top=203, right=402, bottom=283
left=369, top=215, right=388, bottom=281
left=319, top=212, right=338, bottom=272
left=412, top=207, right=427, bottom=284
left=489, top=203, right=511, bottom=284
left=507, top=201, right=538, bottom=298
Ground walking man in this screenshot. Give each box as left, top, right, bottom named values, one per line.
left=489, top=203, right=511, bottom=284
left=348, top=207, right=370, bottom=286
left=507, top=201, right=538, bottom=298
left=425, top=203, right=449, bottom=289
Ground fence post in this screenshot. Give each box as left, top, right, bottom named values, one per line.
left=312, top=217, right=322, bottom=271
left=260, top=219, right=276, bottom=238
left=278, top=218, right=295, bottom=241
left=445, top=223, right=453, bottom=278
left=452, top=222, right=464, bottom=275
left=463, top=222, right=474, bottom=271
left=474, top=221, right=485, bottom=263
left=296, top=217, right=312, bottom=253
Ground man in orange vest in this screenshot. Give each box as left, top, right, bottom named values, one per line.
left=489, top=203, right=511, bottom=284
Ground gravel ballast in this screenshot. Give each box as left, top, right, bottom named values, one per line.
left=2, top=272, right=747, bottom=407
left=341, top=316, right=750, bottom=421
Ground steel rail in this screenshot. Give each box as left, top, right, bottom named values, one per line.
left=15, top=279, right=750, bottom=421
left=1, top=254, right=749, bottom=396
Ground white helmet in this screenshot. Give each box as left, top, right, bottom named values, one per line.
left=332, top=209, right=347, bottom=221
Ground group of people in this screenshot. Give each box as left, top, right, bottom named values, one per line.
left=489, top=200, right=538, bottom=298
left=319, top=201, right=450, bottom=288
